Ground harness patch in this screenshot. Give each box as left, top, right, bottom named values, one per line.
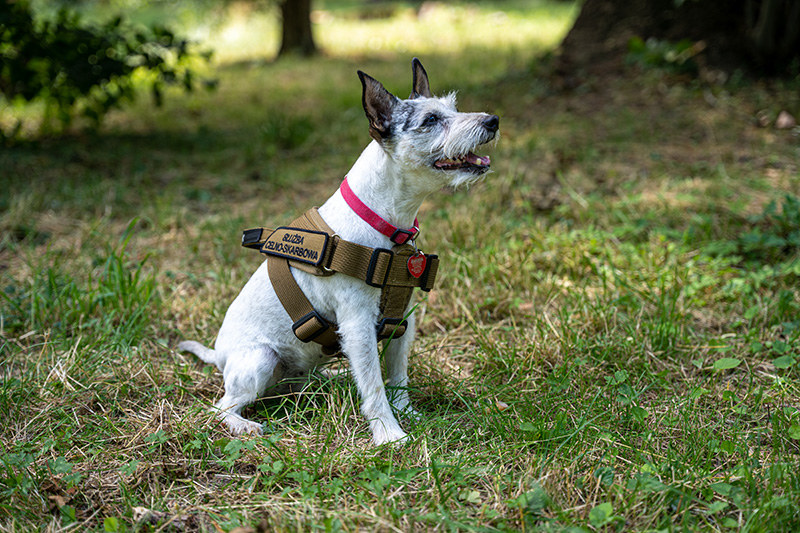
left=261, top=227, right=329, bottom=267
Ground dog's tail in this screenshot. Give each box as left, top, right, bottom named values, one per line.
left=178, top=340, right=221, bottom=368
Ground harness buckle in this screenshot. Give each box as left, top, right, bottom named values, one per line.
left=242, top=228, right=266, bottom=249
left=365, top=248, right=394, bottom=288
left=292, top=310, right=333, bottom=343
left=419, top=253, right=439, bottom=292
left=376, top=317, right=408, bottom=339
left=390, top=226, right=419, bottom=245
left=320, top=234, right=339, bottom=274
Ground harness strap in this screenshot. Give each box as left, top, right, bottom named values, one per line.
left=244, top=209, right=438, bottom=291
left=267, top=209, right=341, bottom=355
left=244, top=208, right=439, bottom=354
left=268, top=253, right=342, bottom=355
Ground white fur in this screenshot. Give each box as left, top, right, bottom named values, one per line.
left=179, top=60, right=498, bottom=445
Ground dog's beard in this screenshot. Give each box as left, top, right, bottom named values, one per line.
left=444, top=167, right=491, bottom=190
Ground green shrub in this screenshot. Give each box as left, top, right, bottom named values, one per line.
left=0, top=0, right=214, bottom=136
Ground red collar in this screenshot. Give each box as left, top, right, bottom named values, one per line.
left=339, top=177, right=419, bottom=245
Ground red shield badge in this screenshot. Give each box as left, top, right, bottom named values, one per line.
left=407, top=252, right=427, bottom=278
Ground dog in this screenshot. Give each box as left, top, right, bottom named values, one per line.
left=179, top=58, right=498, bottom=445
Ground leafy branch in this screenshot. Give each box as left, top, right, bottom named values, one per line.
left=0, top=1, right=215, bottom=137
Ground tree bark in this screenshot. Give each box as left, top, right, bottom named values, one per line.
left=557, top=0, right=800, bottom=77
left=278, top=0, right=316, bottom=57
left=747, top=0, right=800, bottom=71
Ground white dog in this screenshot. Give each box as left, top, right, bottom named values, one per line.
left=179, top=58, right=498, bottom=445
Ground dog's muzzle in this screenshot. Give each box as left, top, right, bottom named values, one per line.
left=434, top=114, right=498, bottom=172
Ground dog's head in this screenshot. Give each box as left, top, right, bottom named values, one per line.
left=358, top=58, right=499, bottom=189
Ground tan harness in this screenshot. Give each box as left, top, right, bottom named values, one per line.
left=242, top=208, right=438, bottom=356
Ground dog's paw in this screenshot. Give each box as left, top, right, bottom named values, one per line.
left=371, top=422, right=408, bottom=446
left=373, top=431, right=408, bottom=447
left=226, top=417, right=264, bottom=436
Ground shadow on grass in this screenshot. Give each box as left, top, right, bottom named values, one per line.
left=4, top=51, right=797, bottom=264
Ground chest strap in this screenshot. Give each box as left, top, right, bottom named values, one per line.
left=242, top=208, right=438, bottom=355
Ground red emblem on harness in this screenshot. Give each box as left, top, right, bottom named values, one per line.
left=407, top=252, right=427, bottom=278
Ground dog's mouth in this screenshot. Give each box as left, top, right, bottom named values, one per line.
left=433, top=151, right=491, bottom=172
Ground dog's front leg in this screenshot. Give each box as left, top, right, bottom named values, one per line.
left=338, top=314, right=407, bottom=445
left=383, top=310, right=418, bottom=418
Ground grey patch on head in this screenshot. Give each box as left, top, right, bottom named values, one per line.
left=397, top=99, right=452, bottom=134
left=395, top=102, right=419, bottom=133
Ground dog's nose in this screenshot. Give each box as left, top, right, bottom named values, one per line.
left=483, top=114, right=499, bottom=133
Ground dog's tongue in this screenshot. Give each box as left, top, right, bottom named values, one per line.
left=465, top=152, right=490, bottom=167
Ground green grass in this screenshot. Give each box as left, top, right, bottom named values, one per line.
left=2, top=1, right=800, bottom=531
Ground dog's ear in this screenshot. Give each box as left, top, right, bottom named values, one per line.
left=358, top=70, right=399, bottom=142
left=410, top=57, right=432, bottom=99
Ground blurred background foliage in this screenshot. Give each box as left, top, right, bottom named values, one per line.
left=2, top=0, right=799, bottom=140
left=1, top=0, right=580, bottom=138
left=0, top=0, right=216, bottom=136
left=1, top=2, right=799, bottom=531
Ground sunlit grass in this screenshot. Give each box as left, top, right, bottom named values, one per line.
left=28, top=0, right=577, bottom=65
left=315, top=3, right=575, bottom=59
left=3, top=1, right=800, bottom=532
left=184, top=1, right=577, bottom=65
left=5, top=1, right=576, bottom=135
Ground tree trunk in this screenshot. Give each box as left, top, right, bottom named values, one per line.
left=279, top=0, right=316, bottom=57
left=557, top=0, right=800, bottom=77
left=747, top=0, right=800, bottom=72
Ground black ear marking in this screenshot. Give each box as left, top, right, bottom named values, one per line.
left=410, top=57, right=432, bottom=99
left=358, top=70, right=399, bottom=142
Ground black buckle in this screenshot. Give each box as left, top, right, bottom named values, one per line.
left=376, top=317, right=408, bottom=339
left=366, top=248, right=393, bottom=288
left=390, top=227, right=418, bottom=245
left=292, top=310, right=331, bottom=343
left=242, top=228, right=265, bottom=249
left=419, top=253, right=438, bottom=292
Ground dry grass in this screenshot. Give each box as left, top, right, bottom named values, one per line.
left=3, top=1, right=800, bottom=531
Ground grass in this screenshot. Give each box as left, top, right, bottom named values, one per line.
left=2, top=1, right=800, bottom=531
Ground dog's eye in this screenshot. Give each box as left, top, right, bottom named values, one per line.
left=423, top=114, right=439, bottom=127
